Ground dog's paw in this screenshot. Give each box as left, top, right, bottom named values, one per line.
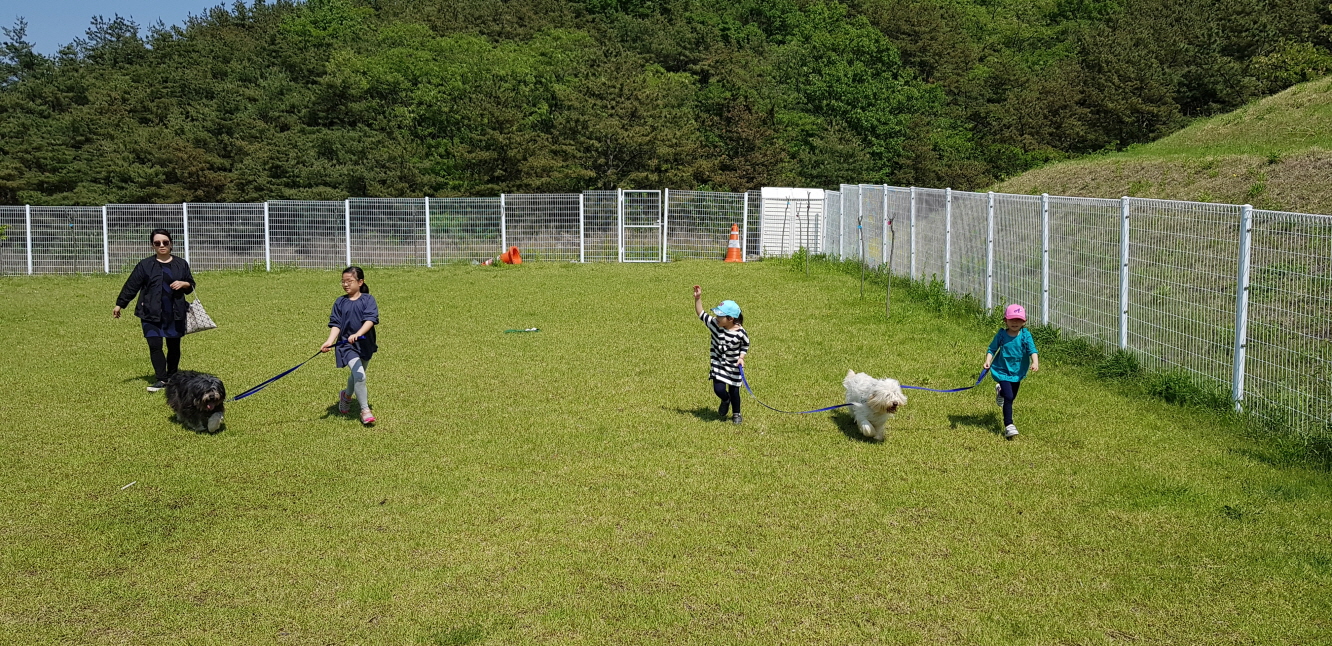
left=207, top=412, right=224, bottom=433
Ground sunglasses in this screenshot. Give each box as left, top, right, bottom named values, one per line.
left=152, top=240, right=171, bottom=247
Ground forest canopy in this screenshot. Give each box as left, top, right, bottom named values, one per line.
left=2, top=0, right=1330, bottom=204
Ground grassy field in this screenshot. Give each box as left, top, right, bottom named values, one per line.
left=995, top=76, right=1332, bottom=214
left=2, top=261, right=1329, bottom=644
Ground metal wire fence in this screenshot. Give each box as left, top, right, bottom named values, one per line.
left=7, top=186, right=1328, bottom=436
left=1, top=191, right=756, bottom=274
left=666, top=189, right=739, bottom=261
left=822, top=185, right=1332, bottom=438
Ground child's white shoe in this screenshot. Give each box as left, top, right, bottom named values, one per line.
left=995, top=383, right=1004, bottom=407
left=1004, top=424, right=1019, bottom=439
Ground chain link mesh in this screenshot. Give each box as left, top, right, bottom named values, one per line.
left=30, top=206, right=103, bottom=274
left=823, top=191, right=841, bottom=254
left=992, top=194, right=1044, bottom=322
left=502, top=194, right=581, bottom=262
left=429, top=197, right=501, bottom=263
left=666, top=190, right=742, bottom=260
left=581, top=191, right=619, bottom=263
left=0, top=206, right=26, bottom=275
left=912, top=188, right=947, bottom=283
left=268, top=201, right=346, bottom=269
left=350, top=198, right=428, bottom=267
left=187, top=203, right=265, bottom=271
left=946, top=191, right=990, bottom=302
left=1244, top=210, right=1331, bottom=434
left=106, top=204, right=185, bottom=273
left=1045, top=196, right=1122, bottom=344
left=1128, top=198, right=1243, bottom=386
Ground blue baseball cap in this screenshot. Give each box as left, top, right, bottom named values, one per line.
left=712, top=300, right=742, bottom=318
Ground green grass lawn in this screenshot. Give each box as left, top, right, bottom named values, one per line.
left=2, top=261, right=1329, bottom=644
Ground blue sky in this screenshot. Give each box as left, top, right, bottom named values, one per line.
left=4, top=0, right=224, bottom=54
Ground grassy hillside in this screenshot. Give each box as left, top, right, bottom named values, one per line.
left=994, top=76, right=1332, bottom=214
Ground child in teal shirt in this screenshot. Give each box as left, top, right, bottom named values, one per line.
left=983, top=304, right=1040, bottom=439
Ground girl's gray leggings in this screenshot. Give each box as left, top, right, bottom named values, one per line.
left=346, top=357, right=369, bottom=409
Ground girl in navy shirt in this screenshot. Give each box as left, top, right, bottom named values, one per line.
left=320, top=266, right=379, bottom=425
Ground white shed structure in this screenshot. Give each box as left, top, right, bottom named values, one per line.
left=758, top=187, right=824, bottom=257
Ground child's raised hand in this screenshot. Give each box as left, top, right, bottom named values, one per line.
left=692, top=285, right=701, bottom=299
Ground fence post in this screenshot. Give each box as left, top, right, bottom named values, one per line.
left=985, top=191, right=994, bottom=310
left=739, top=190, right=747, bottom=263
left=101, top=205, right=109, bottom=273
left=24, top=204, right=31, bottom=275
left=424, top=197, right=432, bottom=268
left=262, top=201, right=271, bottom=272
left=816, top=192, right=825, bottom=256
left=344, top=199, right=352, bottom=267
left=499, top=194, right=507, bottom=256
left=578, top=193, right=586, bottom=263
left=663, top=188, right=670, bottom=263
left=909, top=186, right=917, bottom=280
left=881, top=185, right=888, bottom=265
left=1119, top=196, right=1131, bottom=350
left=839, top=189, right=846, bottom=259
left=181, top=203, right=190, bottom=263
left=616, top=188, right=624, bottom=263
left=1041, top=193, right=1050, bottom=325
left=944, top=188, right=952, bottom=291
left=1232, top=204, right=1254, bottom=411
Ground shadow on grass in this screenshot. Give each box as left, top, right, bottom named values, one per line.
left=830, top=410, right=879, bottom=443
left=163, top=413, right=224, bottom=435
left=665, top=405, right=725, bottom=423
left=321, top=403, right=366, bottom=421
left=122, top=373, right=157, bottom=385
left=948, top=412, right=1003, bottom=437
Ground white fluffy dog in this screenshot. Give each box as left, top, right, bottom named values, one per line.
left=843, top=370, right=908, bottom=441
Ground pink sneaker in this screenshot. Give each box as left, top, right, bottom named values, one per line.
left=360, top=409, right=376, bottom=425
left=338, top=390, right=353, bottom=415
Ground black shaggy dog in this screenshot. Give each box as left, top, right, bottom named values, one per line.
left=165, top=371, right=226, bottom=433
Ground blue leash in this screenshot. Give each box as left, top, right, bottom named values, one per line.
left=229, top=340, right=349, bottom=402
left=738, top=366, right=991, bottom=415
left=901, top=368, right=990, bottom=392
left=739, top=366, right=851, bottom=414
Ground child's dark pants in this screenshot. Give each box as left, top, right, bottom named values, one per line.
left=998, top=380, right=1022, bottom=426
left=713, top=379, right=741, bottom=417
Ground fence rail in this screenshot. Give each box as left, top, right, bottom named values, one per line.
left=823, top=184, right=1331, bottom=438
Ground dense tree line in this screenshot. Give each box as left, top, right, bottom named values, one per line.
left=1, top=0, right=1329, bottom=204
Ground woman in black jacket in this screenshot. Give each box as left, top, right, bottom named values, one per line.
left=113, top=229, right=197, bottom=392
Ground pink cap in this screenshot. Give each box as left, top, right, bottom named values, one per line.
left=1004, top=304, right=1027, bottom=321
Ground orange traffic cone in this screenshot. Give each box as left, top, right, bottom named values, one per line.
left=723, top=224, right=743, bottom=263
left=500, top=246, right=523, bottom=264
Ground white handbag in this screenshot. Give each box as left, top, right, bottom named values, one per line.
left=184, top=293, right=217, bottom=334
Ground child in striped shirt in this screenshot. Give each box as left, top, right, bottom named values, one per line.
left=693, top=285, right=750, bottom=424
